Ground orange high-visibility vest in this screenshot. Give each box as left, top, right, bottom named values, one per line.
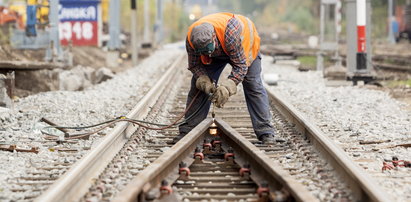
left=187, top=12, right=260, bottom=67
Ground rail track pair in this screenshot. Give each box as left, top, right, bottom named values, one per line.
left=32, top=53, right=390, bottom=202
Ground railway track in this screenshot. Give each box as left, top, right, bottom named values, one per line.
left=114, top=117, right=317, bottom=202
left=261, top=44, right=411, bottom=75
left=33, top=54, right=390, bottom=202
left=3, top=51, right=178, bottom=201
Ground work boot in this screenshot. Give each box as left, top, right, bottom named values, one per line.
left=169, top=133, right=186, bottom=144
left=259, top=134, right=286, bottom=144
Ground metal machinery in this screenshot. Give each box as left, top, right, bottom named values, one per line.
left=8, top=0, right=51, bottom=50
left=26, top=0, right=38, bottom=36
left=155, top=0, right=163, bottom=45
left=9, top=0, right=103, bottom=63
left=318, top=0, right=374, bottom=84
left=317, top=0, right=343, bottom=72
left=394, top=2, right=411, bottom=42
left=0, top=5, right=24, bottom=29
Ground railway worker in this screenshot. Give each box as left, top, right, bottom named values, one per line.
left=174, top=12, right=284, bottom=144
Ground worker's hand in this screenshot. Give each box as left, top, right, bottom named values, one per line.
left=196, top=75, right=216, bottom=94
left=214, top=79, right=237, bottom=108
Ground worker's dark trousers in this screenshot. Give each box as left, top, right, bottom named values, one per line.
left=179, top=54, right=275, bottom=140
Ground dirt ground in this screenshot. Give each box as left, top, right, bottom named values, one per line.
left=261, top=32, right=411, bottom=112
left=386, top=87, right=411, bottom=111
left=0, top=42, right=135, bottom=98
left=373, top=42, right=411, bottom=111
left=0, top=43, right=132, bottom=70
left=373, top=41, right=411, bottom=57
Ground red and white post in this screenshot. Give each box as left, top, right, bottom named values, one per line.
left=356, top=0, right=367, bottom=70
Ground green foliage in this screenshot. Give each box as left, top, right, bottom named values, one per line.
left=297, top=56, right=317, bottom=69
left=371, top=2, right=388, bottom=39
left=387, top=79, right=411, bottom=87
left=216, top=0, right=410, bottom=38
left=217, top=0, right=319, bottom=34
left=281, top=6, right=316, bottom=33
left=0, top=26, right=10, bottom=45
left=163, top=2, right=189, bottom=42
left=371, top=0, right=410, bottom=39
left=297, top=55, right=336, bottom=69
left=216, top=0, right=267, bottom=16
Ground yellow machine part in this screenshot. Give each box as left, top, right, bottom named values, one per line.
left=101, top=0, right=109, bottom=23
left=8, top=0, right=26, bottom=25
left=37, top=0, right=49, bottom=24
left=27, top=0, right=36, bottom=5
left=8, top=0, right=49, bottom=27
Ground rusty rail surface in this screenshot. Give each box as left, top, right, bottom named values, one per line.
left=114, top=118, right=318, bottom=202
left=264, top=83, right=390, bottom=202
left=35, top=53, right=185, bottom=202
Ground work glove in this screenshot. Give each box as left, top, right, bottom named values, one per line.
left=195, top=75, right=215, bottom=94
left=214, top=78, right=237, bottom=108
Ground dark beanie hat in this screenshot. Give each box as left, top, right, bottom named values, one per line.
left=191, top=23, right=214, bottom=49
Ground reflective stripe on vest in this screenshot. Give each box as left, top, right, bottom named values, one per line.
left=246, top=18, right=254, bottom=66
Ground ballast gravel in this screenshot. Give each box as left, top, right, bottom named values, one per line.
left=262, top=56, right=411, bottom=202
left=1, top=46, right=409, bottom=201
left=0, top=44, right=184, bottom=201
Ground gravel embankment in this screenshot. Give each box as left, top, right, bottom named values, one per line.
left=0, top=44, right=184, bottom=201
left=262, top=56, right=411, bottom=202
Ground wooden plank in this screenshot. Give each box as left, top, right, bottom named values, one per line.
left=373, top=62, right=411, bottom=72
left=0, top=61, right=65, bottom=70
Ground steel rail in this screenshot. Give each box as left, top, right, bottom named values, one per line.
left=35, top=53, right=185, bottom=202
left=264, top=83, right=390, bottom=202
left=114, top=118, right=318, bottom=202
left=113, top=119, right=212, bottom=202
left=215, top=118, right=319, bottom=202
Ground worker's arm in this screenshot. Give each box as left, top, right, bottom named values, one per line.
left=225, top=18, right=248, bottom=85
left=186, top=38, right=207, bottom=78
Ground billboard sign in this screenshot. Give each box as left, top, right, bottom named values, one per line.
left=59, top=0, right=101, bottom=46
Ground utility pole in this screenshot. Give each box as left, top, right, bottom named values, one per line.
left=107, top=0, right=121, bottom=68
left=318, top=1, right=326, bottom=72
left=131, top=0, right=138, bottom=66
left=108, top=0, right=121, bottom=50
left=143, top=0, right=151, bottom=46
left=388, top=0, right=395, bottom=43
left=356, top=0, right=367, bottom=71
left=155, top=0, right=163, bottom=45
left=45, top=0, right=62, bottom=62
left=335, top=0, right=342, bottom=67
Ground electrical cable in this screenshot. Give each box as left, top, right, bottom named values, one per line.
left=41, top=91, right=213, bottom=140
